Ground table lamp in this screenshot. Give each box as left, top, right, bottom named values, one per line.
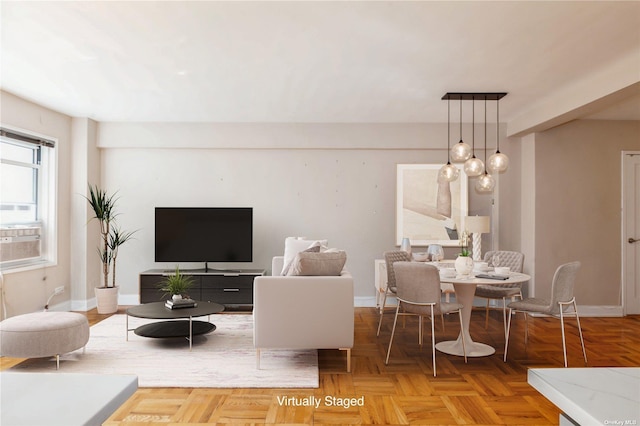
left=465, top=216, right=490, bottom=261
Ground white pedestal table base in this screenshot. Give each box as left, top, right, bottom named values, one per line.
left=435, top=280, right=496, bottom=357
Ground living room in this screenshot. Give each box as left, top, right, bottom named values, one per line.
left=1, top=1, right=640, bottom=424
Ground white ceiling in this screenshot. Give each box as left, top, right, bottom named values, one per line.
left=1, top=1, right=639, bottom=128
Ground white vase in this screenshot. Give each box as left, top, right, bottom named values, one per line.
left=95, top=286, right=119, bottom=314
left=172, top=294, right=183, bottom=301
left=454, top=256, right=474, bottom=276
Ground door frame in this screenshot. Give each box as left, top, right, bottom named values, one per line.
left=622, top=151, right=640, bottom=315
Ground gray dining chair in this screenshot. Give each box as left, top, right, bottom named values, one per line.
left=503, top=261, right=587, bottom=367
left=474, top=250, right=525, bottom=334
left=385, top=261, right=467, bottom=376
left=376, top=250, right=412, bottom=336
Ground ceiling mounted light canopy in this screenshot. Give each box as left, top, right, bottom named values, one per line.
left=440, top=92, right=507, bottom=191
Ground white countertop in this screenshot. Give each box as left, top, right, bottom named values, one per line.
left=528, top=367, right=640, bottom=425
left=1, top=372, right=138, bottom=425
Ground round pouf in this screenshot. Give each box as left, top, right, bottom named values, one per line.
left=0, top=312, right=89, bottom=368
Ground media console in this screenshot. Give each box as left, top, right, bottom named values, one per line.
left=139, top=269, right=265, bottom=309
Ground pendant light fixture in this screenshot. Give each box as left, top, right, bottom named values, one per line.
left=450, top=98, right=472, bottom=162
left=439, top=97, right=460, bottom=182
left=476, top=98, right=496, bottom=192
left=488, top=98, right=509, bottom=173
left=463, top=96, right=484, bottom=177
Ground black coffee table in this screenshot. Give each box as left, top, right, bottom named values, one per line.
left=126, top=301, right=225, bottom=350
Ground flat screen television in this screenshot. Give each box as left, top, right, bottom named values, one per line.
left=155, top=207, right=253, bottom=263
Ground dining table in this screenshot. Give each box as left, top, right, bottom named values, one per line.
left=436, top=270, right=531, bottom=357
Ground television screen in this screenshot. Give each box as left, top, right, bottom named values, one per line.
left=155, top=207, right=253, bottom=263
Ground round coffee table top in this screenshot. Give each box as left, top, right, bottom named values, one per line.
left=127, top=301, right=225, bottom=320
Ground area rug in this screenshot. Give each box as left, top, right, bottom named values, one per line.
left=9, top=314, right=318, bottom=388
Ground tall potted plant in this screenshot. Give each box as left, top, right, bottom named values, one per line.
left=86, top=184, right=136, bottom=314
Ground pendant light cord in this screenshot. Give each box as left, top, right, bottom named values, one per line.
left=471, top=96, right=475, bottom=157
left=459, top=98, right=463, bottom=143
left=496, top=99, right=501, bottom=153
left=447, top=98, right=451, bottom=162
left=484, top=97, right=488, bottom=163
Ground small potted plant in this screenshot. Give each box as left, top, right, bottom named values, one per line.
left=158, top=267, right=194, bottom=301
left=454, top=230, right=474, bottom=276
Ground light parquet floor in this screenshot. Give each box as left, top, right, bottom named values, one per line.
left=2, top=307, right=639, bottom=425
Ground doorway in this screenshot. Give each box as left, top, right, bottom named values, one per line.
left=622, top=151, right=640, bottom=315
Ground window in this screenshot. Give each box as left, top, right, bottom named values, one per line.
left=0, top=127, right=56, bottom=269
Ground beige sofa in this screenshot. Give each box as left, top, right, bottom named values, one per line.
left=253, top=256, right=354, bottom=372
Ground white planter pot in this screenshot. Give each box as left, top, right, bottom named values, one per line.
left=95, top=286, right=119, bottom=314
left=172, top=294, right=183, bottom=301
left=454, top=256, right=474, bottom=276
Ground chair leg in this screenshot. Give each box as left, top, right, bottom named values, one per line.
left=430, top=306, right=436, bottom=377
left=484, top=298, right=490, bottom=329
left=560, top=308, right=568, bottom=367
left=440, top=313, right=445, bottom=332
left=385, top=304, right=402, bottom=364
left=524, top=312, right=529, bottom=345
left=377, top=291, right=389, bottom=336
left=502, top=297, right=508, bottom=339
left=418, top=315, right=423, bottom=346
left=574, top=300, right=588, bottom=365
left=504, top=308, right=513, bottom=362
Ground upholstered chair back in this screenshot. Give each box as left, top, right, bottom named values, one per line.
left=393, top=262, right=443, bottom=315
left=484, top=250, right=525, bottom=273
left=383, top=250, right=411, bottom=292
left=549, top=261, right=581, bottom=314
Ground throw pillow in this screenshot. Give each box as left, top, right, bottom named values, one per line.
left=286, top=251, right=347, bottom=276
left=281, top=245, right=321, bottom=276
left=281, top=237, right=328, bottom=275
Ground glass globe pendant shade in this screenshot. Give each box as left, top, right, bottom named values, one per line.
left=488, top=150, right=509, bottom=173
left=450, top=141, right=472, bottom=162
left=438, top=162, right=459, bottom=182
left=464, top=156, right=484, bottom=177
left=476, top=172, right=496, bottom=192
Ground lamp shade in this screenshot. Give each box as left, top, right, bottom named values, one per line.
left=465, top=215, right=490, bottom=234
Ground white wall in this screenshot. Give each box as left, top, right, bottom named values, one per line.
left=70, top=117, right=102, bottom=311
left=98, top=123, right=497, bottom=304
left=534, top=120, right=640, bottom=307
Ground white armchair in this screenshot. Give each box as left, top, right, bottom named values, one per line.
left=253, top=256, right=354, bottom=372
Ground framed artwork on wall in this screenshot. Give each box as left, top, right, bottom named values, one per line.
left=396, top=164, right=468, bottom=247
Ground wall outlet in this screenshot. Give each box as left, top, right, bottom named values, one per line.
left=54, top=286, right=65, bottom=295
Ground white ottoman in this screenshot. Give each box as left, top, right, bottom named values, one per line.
left=0, top=312, right=89, bottom=369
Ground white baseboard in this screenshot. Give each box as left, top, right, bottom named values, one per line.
left=72, top=294, right=139, bottom=312
left=46, top=300, right=72, bottom=312
left=72, top=298, right=94, bottom=312
left=354, top=296, right=624, bottom=317
left=354, top=296, right=378, bottom=307
left=575, top=305, right=623, bottom=317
